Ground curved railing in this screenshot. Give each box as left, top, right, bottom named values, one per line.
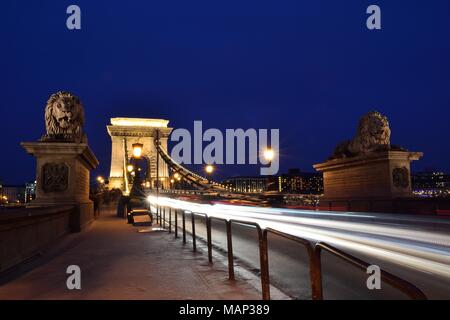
left=149, top=202, right=427, bottom=300
left=155, top=140, right=228, bottom=191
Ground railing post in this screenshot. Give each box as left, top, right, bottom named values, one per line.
left=169, top=207, right=172, bottom=233
left=226, top=221, right=234, bottom=280
left=182, top=211, right=186, bottom=244
left=206, top=217, right=212, bottom=264
left=191, top=213, right=196, bottom=252
left=258, top=228, right=270, bottom=300
left=163, top=206, right=166, bottom=229
left=309, top=245, right=324, bottom=300
left=175, top=209, right=178, bottom=238
left=157, top=205, right=160, bottom=225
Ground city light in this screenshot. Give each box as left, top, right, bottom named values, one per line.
left=264, top=148, right=275, bottom=161
left=127, top=165, right=134, bottom=172
left=205, top=165, right=214, bottom=174
left=132, top=142, right=143, bottom=158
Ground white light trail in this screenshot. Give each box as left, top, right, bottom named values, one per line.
left=147, top=196, right=450, bottom=278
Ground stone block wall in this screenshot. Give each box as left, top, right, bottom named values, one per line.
left=0, top=206, right=74, bottom=273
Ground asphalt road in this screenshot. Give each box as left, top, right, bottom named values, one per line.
left=155, top=200, right=450, bottom=300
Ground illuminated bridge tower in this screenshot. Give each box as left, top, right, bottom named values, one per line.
left=107, top=118, right=173, bottom=192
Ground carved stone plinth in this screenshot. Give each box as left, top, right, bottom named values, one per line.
left=21, top=142, right=99, bottom=231
left=313, top=151, right=423, bottom=200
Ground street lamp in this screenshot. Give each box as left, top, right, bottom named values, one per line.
left=205, top=165, right=214, bottom=174
left=132, top=142, right=143, bottom=158
left=263, top=148, right=275, bottom=162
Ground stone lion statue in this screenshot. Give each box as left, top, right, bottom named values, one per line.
left=41, top=91, right=87, bottom=143
left=330, top=111, right=396, bottom=159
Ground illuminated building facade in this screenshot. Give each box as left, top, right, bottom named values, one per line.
left=25, top=181, right=37, bottom=203
left=0, top=185, right=25, bottom=204
left=222, top=169, right=324, bottom=194
left=412, top=171, right=450, bottom=197
left=276, top=169, right=323, bottom=194
left=222, top=176, right=268, bottom=193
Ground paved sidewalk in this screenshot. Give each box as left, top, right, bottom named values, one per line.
left=0, top=208, right=260, bottom=300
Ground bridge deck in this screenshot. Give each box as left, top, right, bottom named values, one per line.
left=0, top=206, right=259, bottom=300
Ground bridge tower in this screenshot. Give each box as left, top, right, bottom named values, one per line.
left=107, top=118, right=173, bottom=192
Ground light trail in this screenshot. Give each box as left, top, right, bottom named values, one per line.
left=148, top=196, right=450, bottom=279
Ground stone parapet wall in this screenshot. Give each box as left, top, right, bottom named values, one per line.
left=0, top=206, right=74, bottom=273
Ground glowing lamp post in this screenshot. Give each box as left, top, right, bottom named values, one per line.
left=205, top=165, right=214, bottom=174
left=263, top=148, right=275, bottom=162
left=129, top=142, right=144, bottom=197
left=132, top=142, right=143, bottom=159
left=205, top=165, right=214, bottom=184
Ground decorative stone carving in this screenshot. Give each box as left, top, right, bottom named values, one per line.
left=314, top=111, right=423, bottom=203
left=393, top=167, right=410, bottom=189
left=22, top=92, right=98, bottom=232
left=40, top=91, right=87, bottom=143
left=42, top=163, right=69, bottom=192
left=330, top=111, right=402, bottom=159
left=106, top=118, right=173, bottom=191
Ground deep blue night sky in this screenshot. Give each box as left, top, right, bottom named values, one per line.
left=1, top=0, right=450, bottom=184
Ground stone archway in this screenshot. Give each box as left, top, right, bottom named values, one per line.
left=106, top=118, right=173, bottom=193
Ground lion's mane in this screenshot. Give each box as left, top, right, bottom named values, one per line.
left=331, top=111, right=391, bottom=159
left=41, top=91, right=87, bottom=143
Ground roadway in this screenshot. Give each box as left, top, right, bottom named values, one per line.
left=150, top=196, right=450, bottom=299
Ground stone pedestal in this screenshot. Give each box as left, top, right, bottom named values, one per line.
left=21, top=142, right=99, bottom=232
left=313, top=151, right=423, bottom=200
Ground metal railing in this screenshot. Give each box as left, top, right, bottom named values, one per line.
left=152, top=204, right=427, bottom=300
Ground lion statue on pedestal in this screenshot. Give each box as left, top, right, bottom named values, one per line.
left=330, top=111, right=402, bottom=159
left=40, top=91, right=87, bottom=143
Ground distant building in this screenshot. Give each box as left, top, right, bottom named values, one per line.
left=276, top=169, right=323, bottom=194
left=222, top=176, right=268, bottom=193
left=0, top=185, right=26, bottom=204
left=412, top=171, right=450, bottom=197
left=222, top=169, right=324, bottom=194
left=25, top=181, right=37, bottom=203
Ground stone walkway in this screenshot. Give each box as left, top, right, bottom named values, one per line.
left=0, top=208, right=260, bottom=300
